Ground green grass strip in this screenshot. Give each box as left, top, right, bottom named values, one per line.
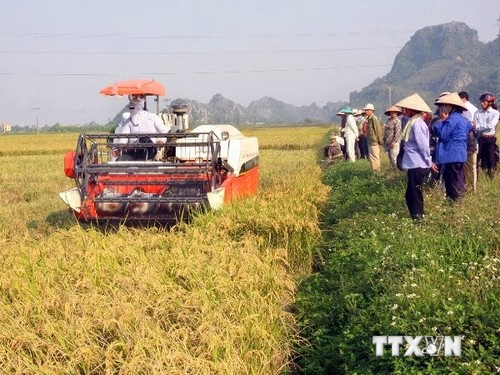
left=294, top=161, right=500, bottom=374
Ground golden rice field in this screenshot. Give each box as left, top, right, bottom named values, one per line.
left=0, top=126, right=331, bottom=374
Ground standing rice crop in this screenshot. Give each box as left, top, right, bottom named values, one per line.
left=0, top=126, right=330, bottom=374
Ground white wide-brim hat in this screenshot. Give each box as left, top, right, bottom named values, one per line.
left=363, top=103, right=375, bottom=111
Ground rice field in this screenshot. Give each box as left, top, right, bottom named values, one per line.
left=0, top=126, right=331, bottom=374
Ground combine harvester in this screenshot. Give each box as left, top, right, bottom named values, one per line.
left=59, top=79, right=259, bottom=223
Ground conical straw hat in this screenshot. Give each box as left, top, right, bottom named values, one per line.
left=384, top=105, right=402, bottom=116
left=435, top=92, right=468, bottom=110
left=395, top=93, right=432, bottom=113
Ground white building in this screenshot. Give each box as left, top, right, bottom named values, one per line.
left=2, top=123, right=12, bottom=133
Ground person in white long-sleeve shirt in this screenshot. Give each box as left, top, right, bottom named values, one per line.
left=458, top=91, right=479, bottom=192
left=114, top=97, right=171, bottom=160
left=116, top=98, right=170, bottom=142
left=458, top=91, right=478, bottom=123
left=473, top=93, right=499, bottom=178
left=341, top=106, right=358, bottom=162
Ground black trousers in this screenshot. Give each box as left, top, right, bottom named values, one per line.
left=359, top=136, right=369, bottom=158
left=442, top=162, right=465, bottom=200
left=478, top=137, right=497, bottom=177
left=406, top=168, right=429, bottom=219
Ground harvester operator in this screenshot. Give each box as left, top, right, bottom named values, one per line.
left=113, top=97, right=171, bottom=160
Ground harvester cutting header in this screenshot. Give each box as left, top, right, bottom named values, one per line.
left=59, top=79, right=259, bottom=223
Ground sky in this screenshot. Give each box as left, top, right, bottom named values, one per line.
left=0, top=0, right=498, bottom=127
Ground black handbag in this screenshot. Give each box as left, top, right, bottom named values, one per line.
left=396, top=142, right=405, bottom=171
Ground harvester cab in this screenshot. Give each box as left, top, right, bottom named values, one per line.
left=59, top=79, right=259, bottom=224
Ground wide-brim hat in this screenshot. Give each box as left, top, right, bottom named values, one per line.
left=353, top=109, right=365, bottom=116
left=395, top=93, right=432, bottom=113
left=363, top=103, right=375, bottom=111
left=384, top=105, right=402, bottom=116
left=340, top=106, right=354, bottom=114
left=336, top=110, right=346, bottom=116
left=434, top=92, right=468, bottom=110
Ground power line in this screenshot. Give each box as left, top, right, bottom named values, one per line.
left=0, top=46, right=402, bottom=56
left=0, top=63, right=393, bottom=77
left=0, top=24, right=496, bottom=41
left=0, top=29, right=421, bottom=40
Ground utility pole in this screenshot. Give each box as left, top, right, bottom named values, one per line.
left=33, top=107, right=40, bottom=133
left=497, top=12, right=500, bottom=99
left=386, top=80, right=392, bottom=107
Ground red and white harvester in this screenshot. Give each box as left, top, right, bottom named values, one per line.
left=59, top=79, right=259, bottom=223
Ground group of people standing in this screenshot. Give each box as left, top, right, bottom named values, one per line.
left=329, top=91, right=499, bottom=221
left=332, top=103, right=385, bottom=172
left=398, top=91, right=498, bottom=220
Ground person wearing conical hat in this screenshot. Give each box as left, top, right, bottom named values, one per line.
left=383, top=105, right=403, bottom=169
left=433, top=92, right=472, bottom=201
left=395, top=93, right=432, bottom=221
left=363, top=103, right=384, bottom=172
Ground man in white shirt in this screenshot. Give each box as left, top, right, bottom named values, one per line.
left=459, top=91, right=478, bottom=123
left=473, top=93, right=499, bottom=179
left=341, top=106, right=358, bottom=162
left=115, top=97, right=171, bottom=160
left=117, top=98, right=170, bottom=140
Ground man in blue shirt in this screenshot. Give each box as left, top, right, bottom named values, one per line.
left=433, top=93, right=472, bottom=201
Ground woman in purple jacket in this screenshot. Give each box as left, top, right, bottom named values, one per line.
left=395, top=93, right=433, bottom=221
left=433, top=93, right=472, bottom=201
